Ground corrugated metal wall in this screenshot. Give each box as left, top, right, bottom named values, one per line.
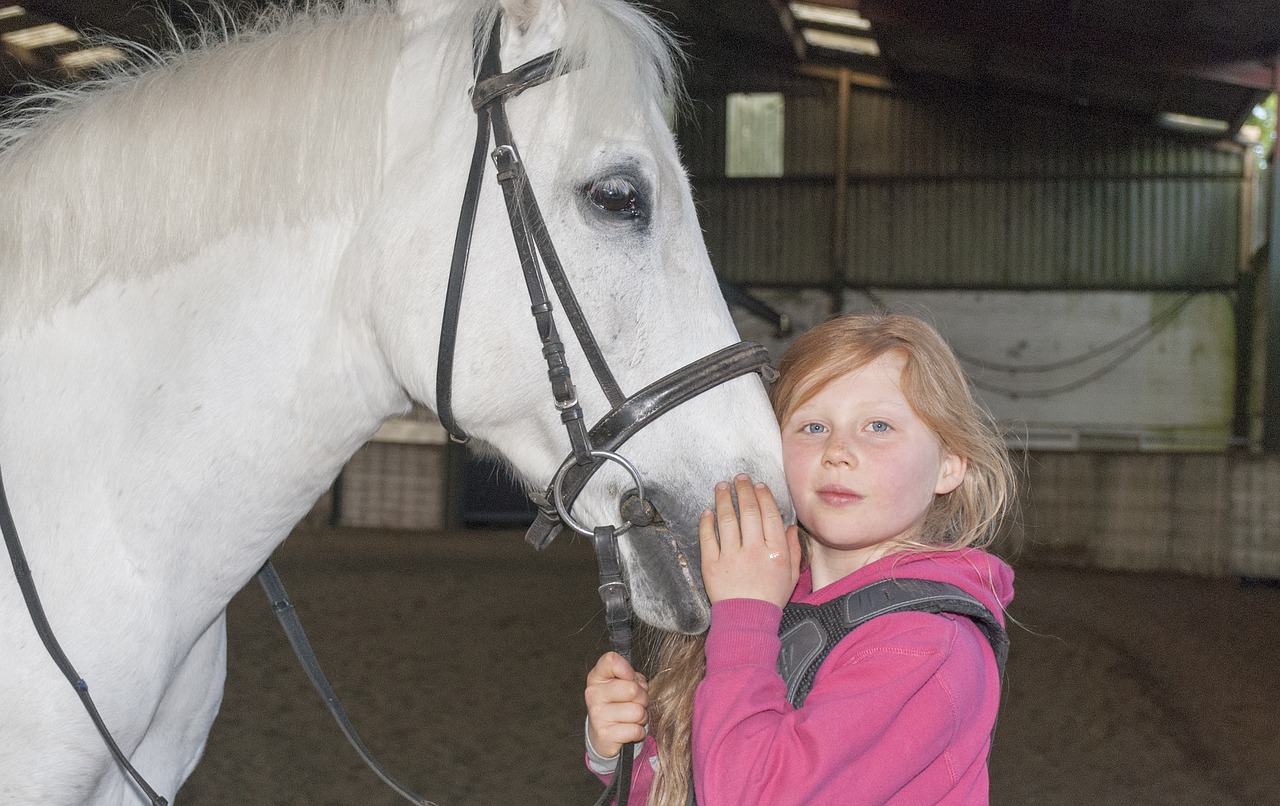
left=684, top=78, right=1247, bottom=290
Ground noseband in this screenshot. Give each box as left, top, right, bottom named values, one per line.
left=436, top=18, right=775, bottom=553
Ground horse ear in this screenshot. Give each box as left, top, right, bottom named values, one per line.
left=499, top=0, right=544, bottom=34
left=396, top=0, right=440, bottom=33
left=495, top=0, right=566, bottom=65
left=392, top=0, right=551, bottom=36
left=394, top=0, right=564, bottom=59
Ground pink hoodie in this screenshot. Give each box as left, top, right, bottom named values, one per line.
left=589, top=549, right=1014, bottom=805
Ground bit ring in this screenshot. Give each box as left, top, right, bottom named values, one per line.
left=550, top=450, right=646, bottom=537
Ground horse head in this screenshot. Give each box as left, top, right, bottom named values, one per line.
left=367, top=0, right=789, bottom=633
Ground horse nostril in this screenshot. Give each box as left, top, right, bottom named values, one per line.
left=620, top=492, right=661, bottom=528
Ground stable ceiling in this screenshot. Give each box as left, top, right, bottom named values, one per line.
left=656, top=0, right=1280, bottom=138
left=3, top=0, right=1278, bottom=138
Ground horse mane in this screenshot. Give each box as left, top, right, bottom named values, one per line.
left=0, top=0, right=683, bottom=327
left=0, top=1, right=402, bottom=326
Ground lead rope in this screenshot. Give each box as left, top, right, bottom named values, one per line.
left=591, top=525, right=636, bottom=806
left=0, top=464, right=169, bottom=805
left=256, top=561, right=433, bottom=805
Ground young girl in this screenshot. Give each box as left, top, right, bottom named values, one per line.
left=584, top=312, right=1016, bottom=805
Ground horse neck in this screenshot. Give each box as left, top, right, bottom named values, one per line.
left=0, top=220, right=404, bottom=609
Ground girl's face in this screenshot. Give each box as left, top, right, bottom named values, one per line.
left=781, top=352, right=966, bottom=588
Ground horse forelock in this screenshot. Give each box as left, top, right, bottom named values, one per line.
left=553, top=0, right=686, bottom=148
left=0, top=1, right=403, bottom=328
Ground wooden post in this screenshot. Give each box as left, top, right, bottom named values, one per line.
left=832, top=68, right=851, bottom=309
left=1265, top=57, right=1280, bottom=452
left=1235, top=141, right=1257, bottom=446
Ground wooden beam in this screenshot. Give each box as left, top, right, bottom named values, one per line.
left=797, top=63, right=892, bottom=91
left=856, top=0, right=1280, bottom=92
left=766, top=0, right=808, bottom=60
left=1183, top=60, right=1277, bottom=93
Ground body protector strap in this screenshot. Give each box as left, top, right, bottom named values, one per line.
left=778, top=578, right=1009, bottom=708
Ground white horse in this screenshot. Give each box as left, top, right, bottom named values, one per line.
left=0, top=0, right=787, bottom=802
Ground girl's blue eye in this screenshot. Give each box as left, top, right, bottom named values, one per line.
left=868, top=420, right=890, bottom=433
left=802, top=422, right=826, bottom=434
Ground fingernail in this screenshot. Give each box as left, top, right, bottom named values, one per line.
left=754, top=482, right=766, bottom=490
left=716, top=481, right=729, bottom=490
left=736, top=473, right=750, bottom=482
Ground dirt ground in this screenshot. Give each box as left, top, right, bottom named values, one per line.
left=176, top=526, right=1280, bottom=806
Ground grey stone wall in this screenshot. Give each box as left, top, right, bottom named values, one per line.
left=1018, top=451, right=1280, bottom=579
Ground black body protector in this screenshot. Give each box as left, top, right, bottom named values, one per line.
left=778, top=578, right=1009, bottom=708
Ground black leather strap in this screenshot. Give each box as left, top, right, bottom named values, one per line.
left=593, top=526, right=633, bottom=661
left=479, top=38, right=626, bottom=414
left=526, top=341, right=773, bottom=549
left=437, top=19, right=623, bottom=445
left=590, top=525, right=635, bottom=806
left=435, top=22, right=504, bottom=442
left=0, top=464, right=170, bottom=805
left=257, top=561, right=431, bottom=805
left=510, top=153, right=626, bottom=410
left=487, top=102, right=595, bottom=464
left=472, top=49, right=560, bottom=109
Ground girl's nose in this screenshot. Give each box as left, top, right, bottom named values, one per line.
left=822, top=437, right=855, bottom=467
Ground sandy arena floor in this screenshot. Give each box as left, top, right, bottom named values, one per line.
left=176, top=526, right=1280, bottom=806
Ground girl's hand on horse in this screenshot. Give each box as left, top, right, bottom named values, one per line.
left=699, top=474, right=801, bottom=609
left=584, top=651, right=649, bottom=760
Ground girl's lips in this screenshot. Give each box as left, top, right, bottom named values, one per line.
left=816, top=485, right=861, bottom=506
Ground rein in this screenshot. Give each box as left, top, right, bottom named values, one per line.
left=0, top=466, right=170, bottom=806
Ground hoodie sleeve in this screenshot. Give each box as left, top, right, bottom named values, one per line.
left=692, top=598, right=999, bottom=805
left=585, top=733, right=659, bottom=802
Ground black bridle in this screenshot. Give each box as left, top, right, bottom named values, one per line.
left=437, top=19, right=774, bottom=804
left=1, top=13, right=774, bottom=806
left=436, top=18, right=774, bottom=550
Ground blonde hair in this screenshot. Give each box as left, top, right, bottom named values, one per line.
left=772, top=312, right=1013, bottom=552
left=643, top=312, right=1016, bottom=805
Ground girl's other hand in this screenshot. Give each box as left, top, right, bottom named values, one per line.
left=699, top=475, right=802, bottom=608
left=584, top=651, right=649, bottom=759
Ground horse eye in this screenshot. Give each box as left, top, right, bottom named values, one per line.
left=587, top=177, right=640, bottom=216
